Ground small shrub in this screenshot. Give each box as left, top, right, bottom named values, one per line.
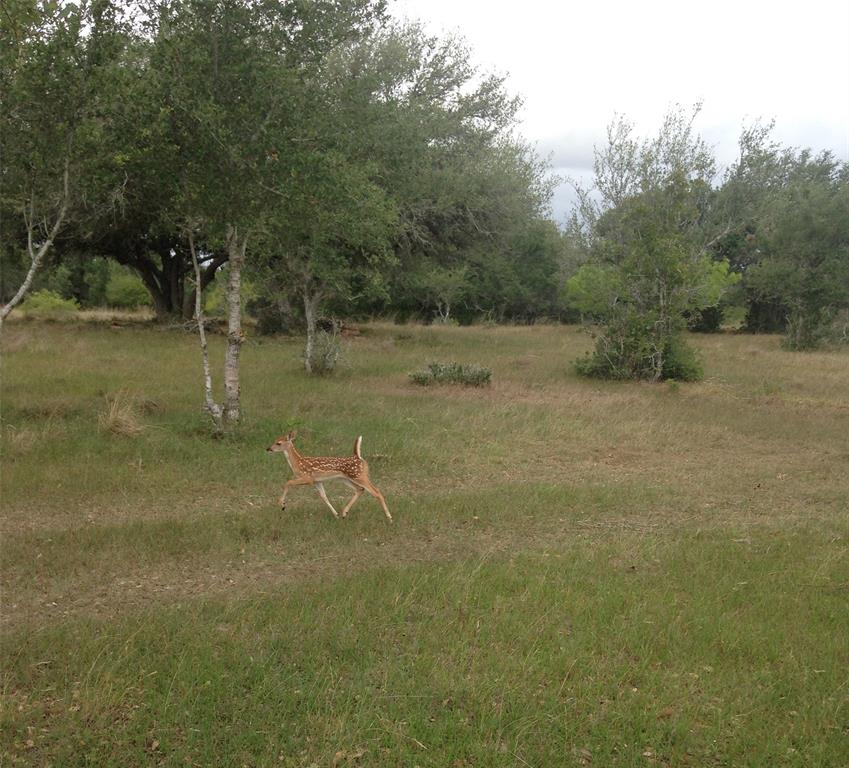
left=408, top=369, right=433, bottom=386
left=98, top=392, right=144, bottom=437
left=575, top=323, right=702, bottom=382
left=19, top=290, right=79, bottom=319
left=306, top=329, right=346, bottom=375
left=409, top=361, right=492, bottom=387
left=780, top=308, right=845, bottom=351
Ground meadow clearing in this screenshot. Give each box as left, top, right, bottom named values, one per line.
left=1, top=318, right=848, bottom=767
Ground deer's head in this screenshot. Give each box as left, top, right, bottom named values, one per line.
left=267, top=430, right=297, bottom=453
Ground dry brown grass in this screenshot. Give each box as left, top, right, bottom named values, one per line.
left=2, top=425, right=39, bottom=455
left=77, top=307, right=156, bottom=323
left=97, top=391, right=145, bottom=437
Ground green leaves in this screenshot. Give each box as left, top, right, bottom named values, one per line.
left=3, top=0, right=557, bottom=326
left=569, top=107, right=736, bottom=381
left=723, top=132, right=849, bottom=346
left=565, top=264, right=622, bottom=317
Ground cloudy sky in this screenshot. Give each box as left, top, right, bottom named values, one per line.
left=391, top=0, right=849, bottom=223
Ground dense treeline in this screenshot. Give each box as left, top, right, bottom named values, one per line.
left=2, top=2, right=847, bottom=376
left=564, top=109, right=848, bottom=379
left=1, top=0, right=565, bottom=333
left=714, top=125, right=849, bottom=347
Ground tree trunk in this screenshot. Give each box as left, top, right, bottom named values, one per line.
left=181, top=285, right=197, bottom=323
left=165, top=250, right=184, bottom=319
left=652, top=279, right=668, bottom=381
left=303, top=286, right=320, bottom=374
left=276, top=293, right=295, bottom=332
left=122, top=239, right=220, bottom=322
left=188, top=230, right=223, bottom=434
left=223, top=225, right=247, bottom=424
left=0, top=160, right=70, bottom=330
left=133, top=260, right=171, bottom=320
left=652, top=344, right=664, bottom=382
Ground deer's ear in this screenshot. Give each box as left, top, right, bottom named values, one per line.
left=287, top=430, right=297, bottom=441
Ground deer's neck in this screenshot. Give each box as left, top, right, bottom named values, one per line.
left=283, top=445, right=303, bottom=475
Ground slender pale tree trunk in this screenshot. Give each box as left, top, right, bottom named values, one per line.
left=652, top=278, right=668, bottom=382
left=223, top=225, right=247, bottom=424
left=188, top=229, right=224, bottom=433
left=303, top=284, right=321, bottom=374
left=0, top=160, right=70, bottom=332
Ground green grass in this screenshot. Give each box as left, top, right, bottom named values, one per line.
left=2, top=319, right=849, bottom=766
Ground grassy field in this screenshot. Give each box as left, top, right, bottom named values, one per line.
left=2, top=318, right=848, bottom=767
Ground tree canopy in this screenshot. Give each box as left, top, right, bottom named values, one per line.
left=566, top=107, right=738, bottom=380
left=1, top=0, right=562, bottom=331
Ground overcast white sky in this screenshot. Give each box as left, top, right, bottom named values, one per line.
left=391, top=0, right=849, bottom=223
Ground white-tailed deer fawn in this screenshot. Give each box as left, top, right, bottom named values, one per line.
left=267, top=431, right=392, bottom=521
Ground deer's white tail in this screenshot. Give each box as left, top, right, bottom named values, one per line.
left=354, top=435, right=363, bottom=458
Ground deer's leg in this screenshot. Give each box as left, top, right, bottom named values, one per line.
left=341, top=485, right=365, bottom=518
left=314, top=482, right=340, bottom=518
left=280, top=476, right=312, bottom=510
left=360, top=478, right=392, bottom=521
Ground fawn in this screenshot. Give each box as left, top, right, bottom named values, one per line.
left=267, top=431, right=392, bottom=521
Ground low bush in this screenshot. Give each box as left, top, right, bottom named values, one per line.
left=19, top=290, right=79, bottom=319
left=306, top=329, right=346, bottom=375
left=575, top=321, right=703, bottom=382
left=409, top=361, right=492, bottom=387
left=781, top=308, right=849, bottom=351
